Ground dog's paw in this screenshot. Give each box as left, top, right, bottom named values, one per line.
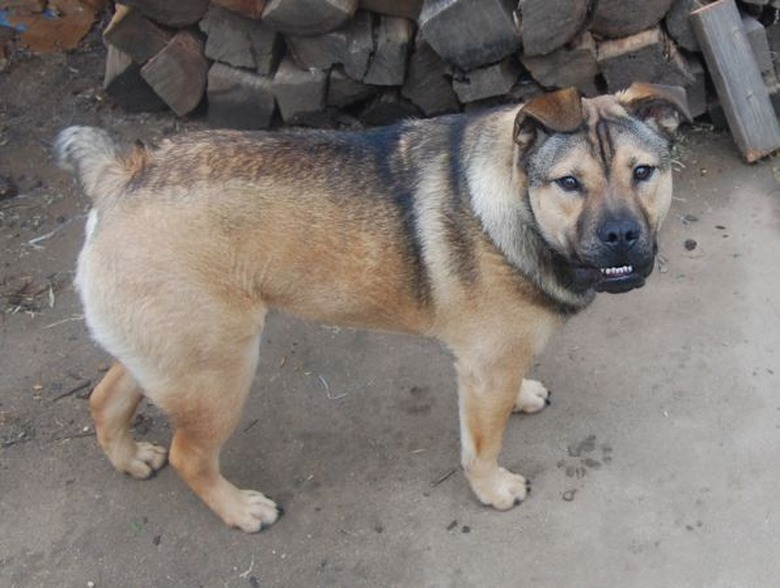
left=118, top=441, right=168, bottom=480
left=468, top=466, right=529, bottom=510
left=513, top=379, right=550, bottom=414
left=226, top=490, right=282, bottom=534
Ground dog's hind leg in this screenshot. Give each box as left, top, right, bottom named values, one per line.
left=153, top=332, right=280, bottom=534
left=90, top=361, right=168, bottom=479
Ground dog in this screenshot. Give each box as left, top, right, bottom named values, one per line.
left=55, top=83, right=689, bottom=533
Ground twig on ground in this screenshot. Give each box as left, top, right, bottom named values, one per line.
left=51, top=380, right=92, bottom=402
left=431, top=467, right=457, bottom=488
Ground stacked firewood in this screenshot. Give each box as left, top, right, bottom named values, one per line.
left=102, top=0, right=780, bottom=151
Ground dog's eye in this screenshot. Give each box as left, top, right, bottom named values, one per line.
left=555, top=176, right=581, bottom=192
left=633, top=165, right=655, bottom=182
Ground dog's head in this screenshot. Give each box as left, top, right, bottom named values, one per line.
left=515, top=84, right=690, bottom=294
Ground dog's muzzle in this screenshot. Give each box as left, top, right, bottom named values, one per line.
left=573, top=216, right=657, bottom=294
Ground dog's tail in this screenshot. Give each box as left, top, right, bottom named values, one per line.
left=55, top=126, right=145, bottom=204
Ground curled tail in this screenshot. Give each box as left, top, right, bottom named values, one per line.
left=55, top=126, right=145, bottom=204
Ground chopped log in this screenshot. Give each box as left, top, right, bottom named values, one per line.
left=691, top=0, right=780, bottom=161
left=742, top=15, right=773, bottom=76
left=286, top=10, right=373, bottom=79
left=597, top=27, right=695, bottom=92
left=272, top=56, right=328, bottom=124
left=103, top=5, right=173, bottom=65
left=419, top=0, right=520, bottom=71
left=358, top=0, right=421, bottom=19
left=207, top=62, right=276, bottom=129
left=518, top=0, right=589, bottom=57
left=140, top=30, right=208, bottom=116
left=765, top=20, right=780, bottom=79
left=359, top=89, right=420, bottom=125
left=212, top=0, right=266, bottom=19
left=508, top=78, right=545, bottom=102
left=327, top=66, right=377, bottom=107
left=10, top=0, right=97, bottom=53
left=521, top=32, right=599, bottom=96
left=363, top=16, right=413, bottom=86
left=103, top=45, right=167, bottom=112
left=664, top=0, right=703, bottom=52
left=685, top=56, right=707, bottom=119
left=200, top=4, right=281, bottom=74
left=401, top=39, right=459, bottom=115
left=121, top=0, right=209, bottom=27
left=262, top=0, right=357, bottom=36
left=452, top=58, right=521, bottom=103
left=591, top=0, right=675, bottom=38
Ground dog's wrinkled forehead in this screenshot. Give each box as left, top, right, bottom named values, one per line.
left=525, top=95, right=670, bottom=185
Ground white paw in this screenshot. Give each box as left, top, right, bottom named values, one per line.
left=468, top=466, right=529, bottom=510
left=227, top=489, right=282, bottom=534
left=513, top=379, right=550, bottom=414
left=120, top=441, right=168, bottom=480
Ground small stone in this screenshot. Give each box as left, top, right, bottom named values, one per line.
left=0, top=175, right=18, bottom=200
left=684, top=239, right=697, bottom=251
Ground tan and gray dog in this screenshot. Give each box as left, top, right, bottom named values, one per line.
left=56, top=83, right=689, bottom=533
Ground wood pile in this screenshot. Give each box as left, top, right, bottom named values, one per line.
left=99, top=0, right=780, bottom=157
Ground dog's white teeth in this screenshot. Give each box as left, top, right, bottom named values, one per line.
left=600, top=265, right=633, bottom=276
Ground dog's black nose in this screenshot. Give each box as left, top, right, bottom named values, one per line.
left=598, top=218, right=640, bottom=251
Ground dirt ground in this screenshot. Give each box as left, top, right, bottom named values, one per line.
left=1, top=40, right=779, bottom=588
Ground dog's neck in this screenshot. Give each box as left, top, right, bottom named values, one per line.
left=464, top=118, right=595, bottom=315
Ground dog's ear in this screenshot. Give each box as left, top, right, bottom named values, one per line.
left=514, top=87, right=583, bottom=150
left=618, top=83, right=692, bottom=137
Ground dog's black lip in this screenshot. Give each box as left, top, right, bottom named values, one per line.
left=572, top=260, right=652, bottom=294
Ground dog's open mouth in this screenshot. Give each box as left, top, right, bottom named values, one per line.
left=572, top=261, right=650, bottom=294
left=594, top=264, right=645, bottom=293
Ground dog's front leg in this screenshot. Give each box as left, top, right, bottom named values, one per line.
left=455, top=351, right=532, bottom=509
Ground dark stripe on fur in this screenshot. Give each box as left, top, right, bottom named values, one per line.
left=442, top=116, right=479, bottom=284
left=365, top=124, right=432, bottom=306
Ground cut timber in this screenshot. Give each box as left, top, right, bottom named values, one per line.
left=518, top=0, right=589, bottom=57
left=140, top=30, right=208, bottom=117
left=686, top=56, right=708, bottom=119
left=691, top=0, right=780, bottom=161
left=452, top=58, right=521, bottom=103
left=200, top=4, right=280, bottom=74
left=212, top=0, right=266, bottom=19
left=742, top=15, right=774, bottom=78
left=664, top=0, right=703, bottom=52
left=419, top=0, right=520, bottom=71
left=272, top=56, right=328, bottom=124
left=358, top=0, right=421, bottom=19
left=521, top=32, right=599, bottom=96
left=286, top=10, right=372, bottom=79
left=10, top=0, right=97, bottom=53
left=103, top=45, right=167, bottom=112
left=597, top=27, right=695, bottom=92
left=359, top=89, right=420, bottom=125
left=401, top=40, right=459, bottom=115
left=262, top=0, right=357, bottom=36
left=207, top=63, right=276, bottom=129
left=121, top=0, right=209, bottom=27
left=591, top=0, right=675, bottom=38
left=103, top=5, right=173, bottom=65
left=363, top=16, right=414, bottom=86
left=765, top=21, right=780, bottom=79
left=327, top=67, right=377, bottom=107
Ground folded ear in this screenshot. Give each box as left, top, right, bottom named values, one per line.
left=618, top=83, right=692, bottom=137
left=514, top=87, right=583, bottom=151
